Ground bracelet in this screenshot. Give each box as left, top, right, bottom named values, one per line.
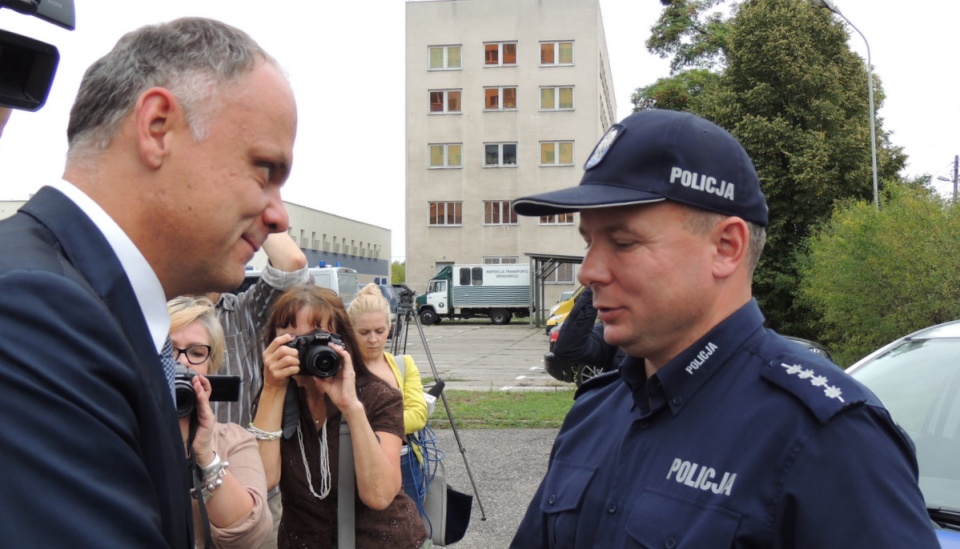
left=192, top=453, right=229, bottom=502
left=247, top=422, right=282, bottom=441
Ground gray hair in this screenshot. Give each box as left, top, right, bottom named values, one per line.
left=682, top=206, right=767, bottom=277
left=66, top=17, right=278, bottom=157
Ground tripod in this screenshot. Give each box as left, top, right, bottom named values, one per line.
left=390, top=301, right=487, bottom=521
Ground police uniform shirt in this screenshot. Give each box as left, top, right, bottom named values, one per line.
left=511, top=300, right=938, bottom=548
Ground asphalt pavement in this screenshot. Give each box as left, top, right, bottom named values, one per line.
left=388, top=318, right=573, bottom=392
left=431, top=427, right=558, bottom=548
left=385, top=320, right=570, bottom=546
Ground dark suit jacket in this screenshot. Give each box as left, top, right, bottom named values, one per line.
left=0, top=187, right=192, bottom=547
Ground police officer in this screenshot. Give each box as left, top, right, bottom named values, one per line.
left=509, top=109, right=937, bottom=548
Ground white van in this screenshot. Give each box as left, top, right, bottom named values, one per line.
left=308, top=265, right=358, bottom=307
left=237, top=264, right=358, bottom=306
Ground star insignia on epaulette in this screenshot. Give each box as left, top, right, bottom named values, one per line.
left=780, top=363, right=844, bottom=403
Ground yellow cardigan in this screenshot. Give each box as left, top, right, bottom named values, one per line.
left=384, top=352, right=429, bottom=463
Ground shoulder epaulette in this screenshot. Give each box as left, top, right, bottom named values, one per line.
left=760, top=352, right=869, bottom=424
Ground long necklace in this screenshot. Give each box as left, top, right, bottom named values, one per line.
left=296, top=419, right=331, bottom=500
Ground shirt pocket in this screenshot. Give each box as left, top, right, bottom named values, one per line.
left=539, top=459, right=597, bottom=547
left=625, top=488, right=741, bottom=548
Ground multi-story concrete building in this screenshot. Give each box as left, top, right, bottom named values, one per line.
left=404, top=0, right=617, bottom=306
left=0, top=199, right=391, bottom=284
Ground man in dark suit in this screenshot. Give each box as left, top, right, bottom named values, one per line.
left=0, top=17, right=297, bottom=547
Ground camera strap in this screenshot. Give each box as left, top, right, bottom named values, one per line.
left=186, top=421, right=214, bottom=549
left=338, top=418, right=355, bottom=548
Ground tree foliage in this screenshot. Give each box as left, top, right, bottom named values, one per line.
left=798, top=184, right=960, bottom=366
left=391, top=261, right=406, bottom=284
left=631, top=69, right=719, bottom=112
left=647, top=0, right=733, bottom=73
left=635, top=0, right=907, bottom=338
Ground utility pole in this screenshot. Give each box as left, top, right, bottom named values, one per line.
left=953, top=155, right=958, bottom=203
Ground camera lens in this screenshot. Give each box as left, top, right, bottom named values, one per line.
left=304, top=345, right=341, bottom=378
left=174, top=379, right=196, bottom=417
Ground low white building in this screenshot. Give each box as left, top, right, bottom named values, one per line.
left=0, top=199, right=391, bottom=284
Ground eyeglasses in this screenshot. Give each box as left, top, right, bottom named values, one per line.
left=172, top=344, right=212, bottom=365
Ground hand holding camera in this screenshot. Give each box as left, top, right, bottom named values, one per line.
left=284, top=331, right=343, bottom=378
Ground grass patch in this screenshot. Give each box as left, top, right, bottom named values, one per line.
left=428, top=389, right=575, bottom=429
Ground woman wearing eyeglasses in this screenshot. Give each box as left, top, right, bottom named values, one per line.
left=168, top=295, right=272, bottom=549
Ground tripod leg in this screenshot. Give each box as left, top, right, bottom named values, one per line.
left=410, top=307, right=488, bottom=520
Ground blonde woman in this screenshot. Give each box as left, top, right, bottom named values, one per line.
left=168, top=296, right=272, bottom=548
left=348, top=283, right=429, bottom=510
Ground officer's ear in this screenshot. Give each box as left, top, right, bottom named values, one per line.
left=711, top=216, right=748, bottom=280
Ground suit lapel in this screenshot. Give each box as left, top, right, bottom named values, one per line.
left=20, top=187, right=176, bottom=415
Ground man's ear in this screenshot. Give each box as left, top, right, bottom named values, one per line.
left=135, top=87, right=180, bottom=169
left=712, top=217, right=748, bottom=279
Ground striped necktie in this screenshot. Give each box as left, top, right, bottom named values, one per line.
left=160, top=338, right=177, bottom=403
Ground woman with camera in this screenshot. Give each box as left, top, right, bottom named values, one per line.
left=348, top=283, right=430, bottom=512
left=251, top=284, right=428, bottom=548
left=168, top=296, right=272, bottom=549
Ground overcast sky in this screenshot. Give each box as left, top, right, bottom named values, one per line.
left=1, top=1, right=957, bottom=262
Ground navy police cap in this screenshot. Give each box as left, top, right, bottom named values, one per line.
left=511, top=109, right=769, bottom=227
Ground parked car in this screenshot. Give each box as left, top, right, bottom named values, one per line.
left=544, top=285, right=584, bottom=335
left=782, top=335, right=833, bottom=361
left=543, top=320, right=615, bottom=386
left=846, top=320, right=960, bottom=546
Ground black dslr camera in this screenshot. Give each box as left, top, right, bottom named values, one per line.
left=174, top=367, right=241, bottom=418
left=285, top=331, right=343, bottom=378
left=0, top=0, right=76, bottom=111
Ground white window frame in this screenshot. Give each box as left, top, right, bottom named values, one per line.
left=544, top=262, right=575, bottom=284
left=540, top=141, right=575, bottom=166
left=483, top=142, right=518, bottom=167
left=429, top=143, right=462, bottom=169
left=540, top=86, right=575, bottom=111
left=428, top=44, right=462, bottom=70
left=483, top=200, right=518, bottom=225
left=429, top=89, right=462, bottom=114
left=429, top=201, right=463, bottom=227
left=484, top=41, right=518, bottom=67
left=483, top=256, right=519, bottom=264
left=539, top=40, right=575, bottom=66
left=539, top=212, right=576, bottom=225
left=483, top=86, right=518, bottom=111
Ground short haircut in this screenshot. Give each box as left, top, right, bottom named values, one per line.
left=167, top=295, right=226, bottom=374
left=265, top=284, right=369, bottom=377
left=681, top=205, right=767, bottom=277
left=66, top=17, right=279, bottom=157
left=347, top=283, right=392, bottom=330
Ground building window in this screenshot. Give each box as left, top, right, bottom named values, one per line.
left=540, top=41, right=574, bottom=65
left=540, top=86, right=574, bottom=110
left=484, top=86, right=517, bottom=110
left=483, top=200, right=518, bottom=225
left=484, top=41, right=517, bottom=66
left=540, top=141, right=574, bottom=166
left=429, top=45, right=462, bottom=70
left=545, top=262, right=575, bottom=284
left=429, top=143, right=462, bottom=168
left=484, top=143, right=518, bottom=167
left=429, top=201, right=462, bottom=226
left=430, top=89, right=462, bottom=113
left=540, top=212, right=575, bottom=225
left=483, top=256, right=519, bottom=264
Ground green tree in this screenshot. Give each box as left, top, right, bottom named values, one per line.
left=391, top=261, right=406, bottom=284
left=700, top=0, right=904, bottom=336
left=635, top=0, right=906, bottom=337
left=647, top=0, right=733, bottom=73
left=798, top=183, right=960, bottom=366
left=631, top=69, right=719, bottom=112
